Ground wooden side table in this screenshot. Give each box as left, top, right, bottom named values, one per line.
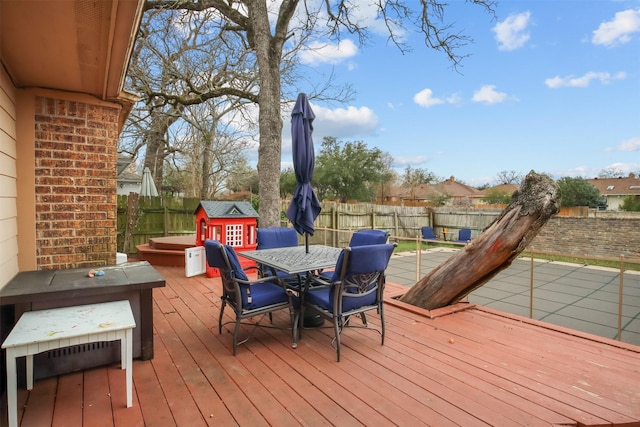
left=2, top=300, right=136, bottom=427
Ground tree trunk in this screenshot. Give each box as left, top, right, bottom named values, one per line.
left=399, top=171, right=561, bottom=310
left=249, top=1, right=285, bottom=228
left=200, top=133, right=213, bottom=199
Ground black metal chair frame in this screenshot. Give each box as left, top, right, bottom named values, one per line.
left=304, top=243, right=396, bottom=361
left=208, top=241, right=299, bottom=355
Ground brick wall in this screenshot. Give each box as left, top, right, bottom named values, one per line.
left=529, top=216, right=640, bottom=260
left=34, top=97, right=119, bottom=269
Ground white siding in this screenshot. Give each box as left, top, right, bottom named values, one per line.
left=0, top=66, right=18, bottom=287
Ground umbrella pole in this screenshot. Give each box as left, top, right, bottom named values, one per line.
left=305, top=233, right=309, bottom=253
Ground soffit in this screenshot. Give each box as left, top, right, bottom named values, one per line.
left=0, top=0, right=143, bottom=101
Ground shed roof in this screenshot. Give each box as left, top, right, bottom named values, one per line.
left=195, top=201, right=259, bottom=218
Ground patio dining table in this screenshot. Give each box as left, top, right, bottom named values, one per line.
left=238, top=244, right=342, bottom=336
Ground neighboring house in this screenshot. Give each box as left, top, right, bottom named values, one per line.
left=471, top=183, right=520, bottom=205
left=383, top=176, right=480, bottom=206
left=117, top=171, right=144, bottom=196
left=0, top=0, right=143, bottom=288
left=117, top=155, right=142, bottom=195
left=429, top=177, right=481, bottom=206
left=588, top=173, right=640, bottom=210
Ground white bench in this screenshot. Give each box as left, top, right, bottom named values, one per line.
left=2, top=300, right=136, bottom=427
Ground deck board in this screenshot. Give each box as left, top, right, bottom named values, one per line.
left=1, top=265, right=639, bottom=427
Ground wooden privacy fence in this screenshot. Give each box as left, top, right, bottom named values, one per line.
left=118, top=198, right=494, bottom=254
left=117, top=197, right=639, bottom=260
left=286, top=201, right=503, bottom=247
left=117, top=194, right=201, bottom=254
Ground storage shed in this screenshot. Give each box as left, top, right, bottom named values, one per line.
left=194, top=201, right=259, bottom=277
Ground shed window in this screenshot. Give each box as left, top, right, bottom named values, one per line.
left=226, top=224, right=244, bottom=246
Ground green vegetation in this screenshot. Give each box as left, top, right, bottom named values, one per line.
left=314, top=136, right=391, bottom=203
left=620, top=195, right=640, bottom=211
left=556, top=176, right=604, bottom=208
left=482, top=188, right=512, bottom=204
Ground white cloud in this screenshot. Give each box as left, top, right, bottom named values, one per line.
left=413, top=88, right=445, bottom=107
left=471, top=85, right=508, bottom=104
left=311, top=104, right=379, bottom=139
left=545, top=71, right=627, bottom=88
left=413, top=88, right=462, bottom=108
left=492, top=11, right=531, bottom=51
left=605, top=137, right=640, bottom=152
left=394, top=155, right=431, bottom=167
left=298, top=39, right=358, bottom=66
left=592, top=8, right=640, bottom=47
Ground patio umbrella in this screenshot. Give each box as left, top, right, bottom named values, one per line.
left=140, top=167, right=159, bottom=197
left=286, top=93, right=321, bottom=253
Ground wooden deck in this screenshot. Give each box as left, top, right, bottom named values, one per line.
left=2, top=265, right=640, bottom=426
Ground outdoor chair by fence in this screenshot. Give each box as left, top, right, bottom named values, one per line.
left=455, top=228, right=472, bottom=243
left=257, top=227, right=300, bottom=282
left=205, top=239, right=298, bottom=355
left=349, top=229, right=389, bottom=246
left=304, top=243, right=396, bottom=361
left=421, top=226, right=439, bottom=242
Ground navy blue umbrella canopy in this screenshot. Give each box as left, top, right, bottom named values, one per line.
left=286, top=93, right=322, bottom=252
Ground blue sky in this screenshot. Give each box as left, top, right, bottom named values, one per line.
left=277, top=1, right=640, bottom=187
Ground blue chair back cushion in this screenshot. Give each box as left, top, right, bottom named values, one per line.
left=307, top=244, right=394, bottom=313
left=257, top=227, right=299, bottom=249
left=349, top=229, right=388, bottom=247
left=205, top=240, right=288, bottom=309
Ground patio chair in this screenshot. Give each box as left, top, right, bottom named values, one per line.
left=304, top=243, right=396, bottom=361
left=256, top=227, right=300, bottom=282
left=349, top=229, right=389, bottom=246
left=318, top=229, right=389, bottom=280
left=455, top=228, right=472, bottom=243
left=205, top=240, right=298, bottom=355
left=420, top=226, right=439, bottom=242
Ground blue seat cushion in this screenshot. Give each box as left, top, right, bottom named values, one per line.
left=240, top=281, right=289, bottom=310
left=306, top=286, right=377, bottom=313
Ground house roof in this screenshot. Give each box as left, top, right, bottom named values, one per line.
left=430, top=176, right=481, bottom=198
left=387, top=176, right=480, bottom=201
left=195, top=201, right=259, bottom=219
left=118, top=171, right=142, bottom=184
left=0, top=0, right=143, bottom=105
left=588, top=173, right=640, bottom=196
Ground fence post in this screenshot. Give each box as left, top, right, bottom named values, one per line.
left=164, top=204, right=169, bottom=237
left=416, top=236, right=421, bottom=284
left=394, top=211, right=398, bottom=237
left=529, top=254, right=534, bottom=319
left=618, top=255, right=625, bottom=341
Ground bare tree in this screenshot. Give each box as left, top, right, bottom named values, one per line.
left=168, top=103, right=253, bottom=198
left=138, top=0, right=496, bottom=226
left=121, top=8, right=257, bottom=193
left=401, top=166, right=439, bottom=200
left=496, top=170, right=524, bottom=185
left=598, top=167, right=625, bottom=179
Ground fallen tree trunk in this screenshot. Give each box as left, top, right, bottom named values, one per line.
left=399, top=171, right=561, bottom=310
